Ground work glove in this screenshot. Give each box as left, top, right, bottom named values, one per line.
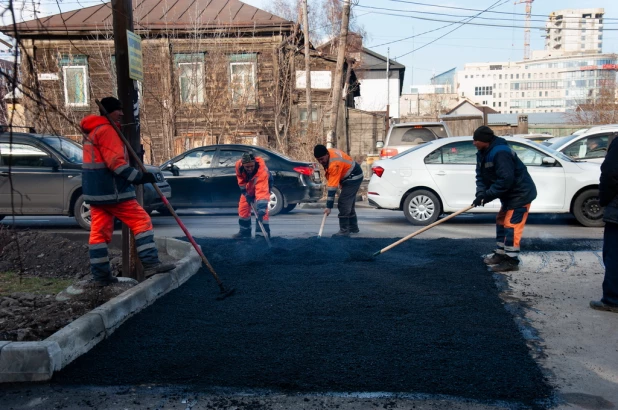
left=245, top=194, right=255, bottom=204
left=136, top=172, right=157, bottom=185
left=472, top=196, right=485, bottom=207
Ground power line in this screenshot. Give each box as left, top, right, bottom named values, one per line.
left=385, top=0, right=618, bottom=21
left=355, top=3, right=618, bottom=25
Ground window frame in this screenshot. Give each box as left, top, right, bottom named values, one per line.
left=229, top=60, right=257, bottom=107
left=178, top=61, right=205, bottom=104
left=62, top=65, right=89, bottom=108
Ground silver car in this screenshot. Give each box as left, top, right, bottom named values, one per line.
left=0, top=132, right=171, bottom=230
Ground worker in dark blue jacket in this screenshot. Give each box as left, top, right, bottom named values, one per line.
left=590, top=136, right=618, bottom=313
left=471, top=126, right=537, bottom=272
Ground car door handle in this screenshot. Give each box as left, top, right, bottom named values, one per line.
left=199, top=174, right=209, bottom=179
left=435, top=171, right=446, bottom=176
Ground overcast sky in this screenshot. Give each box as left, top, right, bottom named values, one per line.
left=3, top=0, right=618, bottom=91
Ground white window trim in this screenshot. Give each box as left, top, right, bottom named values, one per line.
left=230, top=61, right=256, bottom=105
left=178, top=61, right=205, bottom=104
left=62, top=65, right=89, bottom=107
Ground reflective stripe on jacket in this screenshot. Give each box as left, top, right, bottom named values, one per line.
left=324, top=148, right=362, bottom=207
left=235, top=157, right=273, bottom=211
left=81, top=115, right=143, bottom=205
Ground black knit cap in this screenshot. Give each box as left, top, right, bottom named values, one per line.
left=313, top=144, right=328, bottom=158
left=473, top=126, right=495, bottom=143
left=241, top=152, right=255, bottom=164
left=99, top=97, right=123, bottom=115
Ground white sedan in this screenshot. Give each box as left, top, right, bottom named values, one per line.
left=367, top=136, right=603, bottom=227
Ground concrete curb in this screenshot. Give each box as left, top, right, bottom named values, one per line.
left=0, top=237, right=201, bottom=383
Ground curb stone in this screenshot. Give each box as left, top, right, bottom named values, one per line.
left=0, top=237, right=201, bottom=383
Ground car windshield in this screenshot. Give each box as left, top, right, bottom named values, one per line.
left=548, top=134, right=579, bottom=150
left=42, top=136, right=83, bottom=163
left=526, top=140, right=574, bottom=163
left=388, top=125, right=448, bottom=146
left=391, top=141, right=434, bottom=159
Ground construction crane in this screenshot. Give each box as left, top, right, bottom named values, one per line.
left=515, top=0, right=534, bottom=60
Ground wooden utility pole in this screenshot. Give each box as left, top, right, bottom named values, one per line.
left=112, top=0, right=142, bottom=279
left=385, top=47, right=390, bottom=138
left=327, top=0, right=351, bottom=148
left=302, top=0, right=312, bottom=126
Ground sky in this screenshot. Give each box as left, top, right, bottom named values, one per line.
left=2, top=0, right=617, bottom=92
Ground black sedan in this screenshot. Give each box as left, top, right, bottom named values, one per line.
left=159, top=144, right=323, bottom=215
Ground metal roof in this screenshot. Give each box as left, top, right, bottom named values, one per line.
left=6, top=0, right=293, bottom=33
left=488, top=112, right=571, bottom=125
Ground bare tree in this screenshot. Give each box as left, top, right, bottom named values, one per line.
left=566, top=77, right=618, bottom=126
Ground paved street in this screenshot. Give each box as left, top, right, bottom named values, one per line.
left=0, top=204, right=605, bottom=241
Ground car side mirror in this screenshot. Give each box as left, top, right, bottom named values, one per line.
left=376, top=141, right=384, bottom=149
left=41, top=157, right=60, bottom=170
left=542, top=157, right=556, bottom=166
left=163, top=163, right=180, bottom=176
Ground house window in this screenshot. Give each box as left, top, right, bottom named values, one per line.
left=175, top=53, right=205, bottom=104
left=59, top=55, right=88, bottom=107
left=229, top=54, right=257, bottom=106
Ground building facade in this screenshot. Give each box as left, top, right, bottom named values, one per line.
left=544, top=8, right=604, bottom=55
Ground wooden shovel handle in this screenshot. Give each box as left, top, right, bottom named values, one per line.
left=376, top=205, right=475, bottom=255
left=318, top=213, right=327, bottom=238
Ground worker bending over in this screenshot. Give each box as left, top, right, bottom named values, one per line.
left=233, top=152, right=273, bottom=239
left=313, top=144, right=364, bottom=237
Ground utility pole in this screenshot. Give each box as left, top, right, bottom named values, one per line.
left=327, top=0, right=351, bottom=148
left=385, top=47, right=390, bottom=138
left=112, top=0, right=142, bottom=279
left=302, top=0, right=312, bottom=127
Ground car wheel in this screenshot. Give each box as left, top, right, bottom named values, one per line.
left=403, top=190, right=441, bottom=225
left=280, top=203, right=297, bottom=214
left=74, top=195, right=92, bottom=231
left=268, top=188, right=284, bottom=216
left=573, top=189, right=605, bottom=227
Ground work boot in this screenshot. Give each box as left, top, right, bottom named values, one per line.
left=144, top=262, right=176, bottom=278
left=255, top=223, right=271, bottom=239
left=332, top=217, right=350, bottom=238
left=483, top=253, right=506, bottom=265
left=232, top=229, right=251, bottom=240
left=590, top=300, right=618, bottom=313
left=349, top=215, right=359, bottom=234
left=490, top=256, right=520, bottom=272
left=92, top=276, right=119, bottom=287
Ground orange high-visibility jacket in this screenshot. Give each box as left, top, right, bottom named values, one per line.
left=235, top=156, right=272, bottom=209
left=81, top=115, right=144, bottom=204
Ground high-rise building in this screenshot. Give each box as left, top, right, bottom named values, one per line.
left=454, top=8, right=616, bottom=114
left=544, top=8, right=604, bottom=55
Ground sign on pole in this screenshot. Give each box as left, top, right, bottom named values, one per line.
left=127, top=30, right=143, bottom=82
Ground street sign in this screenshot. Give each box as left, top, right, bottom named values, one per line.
left=127, top=30, right=143, bottom=82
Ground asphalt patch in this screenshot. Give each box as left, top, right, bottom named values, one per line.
left=53, top=237, right=559, bottom=408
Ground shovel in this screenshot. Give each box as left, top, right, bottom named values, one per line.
left=317, top=213, right=327, bottom=238
left=371, top=205, right=475, bottom=258
left=95, top=99, right=235, bottom=300
left=249, top=202, right=272, bottom=248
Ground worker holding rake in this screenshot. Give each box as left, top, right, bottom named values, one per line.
left=233, top=152, right=273, bottom=239
left=314, top=144, right=364, bottom=237
left=81, top=97, right=175, bottom=286
left=471, top=126, right=537, bottom=272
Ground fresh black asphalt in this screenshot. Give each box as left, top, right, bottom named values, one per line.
left=53, top=237, right=601, bottom=408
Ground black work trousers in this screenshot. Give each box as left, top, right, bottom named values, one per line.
left=337, top=177, right=363, bottom=220
left=602, top=222, right=618, bottom=306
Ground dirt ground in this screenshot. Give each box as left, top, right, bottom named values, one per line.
left=0, top=228, right=127, bottom=341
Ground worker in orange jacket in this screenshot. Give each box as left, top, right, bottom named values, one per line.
left=233, top=152, right=273, bottom=239
left=314, top=144, right=364, bottom=237
left=81, top=97, right=175, bottom=286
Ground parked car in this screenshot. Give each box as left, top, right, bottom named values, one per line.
left=0, top=131, right=171, bottom=230
left=512, top=133, right=554, bottom=144
left=368, top=136, right=603, bottom=227
left=376, top=121, right=452, bottom=159
left=547, top=125, right=618, bottom=163
left=159, top=144, right=323, bottom=215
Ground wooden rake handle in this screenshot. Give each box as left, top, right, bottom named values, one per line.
left=373, top=205, right=475, bottom=257
left=317, top=213, right=327, bottom=238
left=250, top=202, right=272, bottom=248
